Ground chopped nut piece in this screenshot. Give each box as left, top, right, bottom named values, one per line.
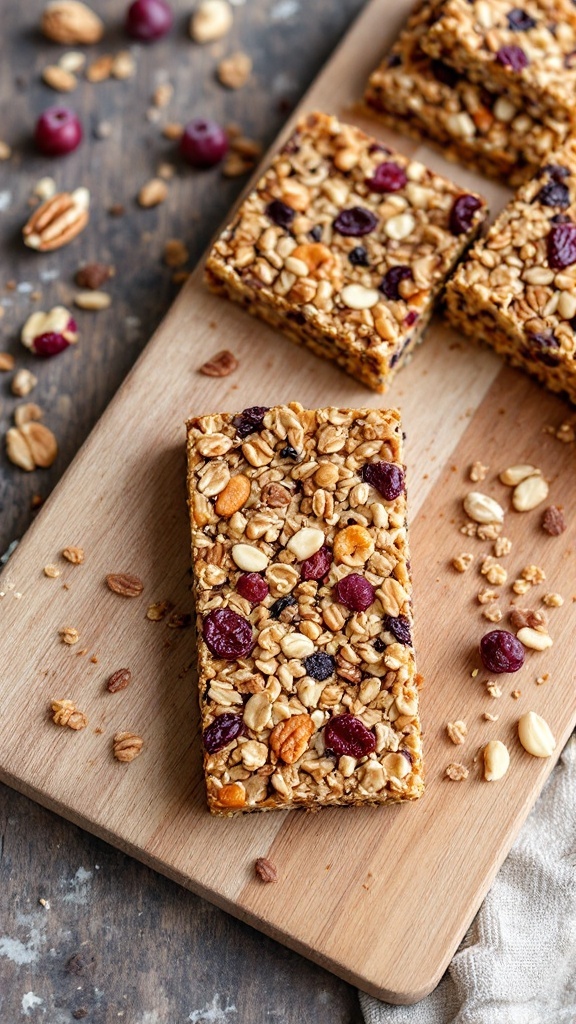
left=486, top=681, right=502, bottom=698
left=477, top=523, right=502, bottom=540
left=59, top=626, right=80, bottom=645
left=556, top=422, right=575, bottom=444
left=509, top=608, right=547, bottom=632
left=58, top=50, right=86, bottom=73
left=254, top=857, right=278, bottom=883
left=543, top=593, right=564, bottom=607
left=480, top=557, right=507, bottom=586
left=518, top=711, right=556, bottom=758
left=162, top=122, right=183, bottom=141
left=512, top=578, right=531, bottom=595
left=477, top=587, right=498, bottom=604
left=536, top=673, right=550, bottom=686
left=62, top=546, right=84, bottom=564
left=17, top=422, right=58, bottom=468
left=0, top=353, right=15, bottom=372
left=42, top=65, right=77, bottom=92
left=44, top=564, right=61, bottom=578
left=217, top=52, right=252, bottom=90
left=521, top=565, right=546, bottom=585
left=51, top=698, right=88, bottom=730
left=542, top=505, right=567, bottom=536
left=74, top=290, right=111, bottom=311
left=111, top=51, right=136, bottom=80
left=75, top=263, right=114, bottom=290
left=152, top=82, right=173, bottom=108
left=494, top=536, right=512, bottom=558
left=86, top=54, right=113, bottom=82
left=199, top=350, right=238, bottom=377
left=190, top=0, right=233, bottom=42
left=106, top=573, right=144, bottom=597
left=222, top=151, right=254, bottom=178
left=460, top=522, right=477, bottom=537
left=167, top=611, right=191, bottom=629
left=163, top=239, right=189, bottom=268
left=146, top=600, right=173, bottom=621
left=517, top=626, right=553, bottom=651
left=469, top=461, right=488, bottom=482
left=107, top=668, right=132, bottom=693
left=138, top=178, right=168, bottom=208
left=483, top=605, right=503, bottom=623
left=452, top=552, right=473, bottom=573
left=483, top=740, right=509, bottom=781
left=499, top=464, right=538, bottom=487
left=483, top=712, right=499, bottom=722
left=511, top=689, right=521, bottom=700
left=445, top=762, right=469, bottom=781
left=113, top=731, right=144, bottom=762
left=11, top=369, right=37, bottom=397
left=512, top=475, right=549, bottom=512
left=446, top=720, right=467, bottom=745
left=14, top=403, right=42, bottom=428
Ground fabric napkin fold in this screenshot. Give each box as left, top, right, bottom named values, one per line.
left=360, top=737, right=576, bottom=1024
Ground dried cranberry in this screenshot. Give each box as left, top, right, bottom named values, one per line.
left=366, top=162, right=408, bottom=193
left=32, top=331, right=72, bottom=357
left=180, top=118, right=228, bottom=168
left=34, top=106, right=83, bottom=156
left=335, top=573, right=375, bottom=612
left=270, top=594, right=296, bottom=619
left=383, top=614, right=412, bottom=645
left=404, top=310, right=418, bottom=327
left=280, top=444, right=299, bottom=459
left=325, top=715, right=376, bottom=758
left=527, top=332, right=561, bottom=366
left=303, top=652, right=335, bottom=680
left=507, top=8, right=536, bottom=30
left=265, top=199, right=295, bottom=230
left=431, top=59, right=461, bottom=87
left=333, top=207, right=378, bottom=237
left=233, top=405, right=269, bottom=437
left=203, top=608, right=254, bottom=660
left=125, top=0, right=173, bottom=40
left=450, top=194, right=482, bottom=234
left=480, top=629, right=525, bottom=673
left=380, top=265, right=412, bottom=300
left=203, top=713, right=244, bottom=753
left=361, top=461, right=405, bottom=500
left=349, top=246, right=369, bottom=266
left=536, top=181, right=570, bottom=208
left=301, top=546, right=332, bottom=581
left=547, top=222, right=576, bottom=268
left=495, top=44, right=529, bottom=70
left=236, top=573, right=269, bottom=603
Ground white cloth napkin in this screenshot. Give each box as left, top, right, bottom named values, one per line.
left=360, top=737, right=576, bottom=1024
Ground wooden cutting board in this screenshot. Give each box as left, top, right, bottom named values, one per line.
left=1, top=0, right=575, bottom=1005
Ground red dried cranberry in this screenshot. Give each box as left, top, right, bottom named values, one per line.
left=380, top=265, right=412, bottom=300
left=203, top=713, right=244, bottom=753
left=301, top=546, right=332, bottom=581
left=335, top=574, right=375, bottom=612
left=507, top=8, right=536, bottom=30
left=431, top=59, right=461, bottom=87
left=383, top=614, right=412, bottom=645
left=449, top=194, right=482, bottom=234
left=348, top=246, right=369, bottom=266
left=180, top=118, right=228, bottom=168
left=203, top=608, right=254, bottom=660
left=366, top=161, right=408, bottom=193
left=536, top=181, right=570, bottom=209
left=236, top=573, right=269, bottom=603
left=325, top=715, right=376, bottom=758
left=333, top=207, right=378, bottom=237
left=125, top=0, right=173, bottom=40
left=233, top=406, right=269, bottom=438
left=33, top=331, right=72, bottom=357
left=495, top=44, right=529, bottom=70
left=303, top=652, right=335, bottom=680
left=404, top=310, right=418, bottom=327
left=528, top=332, right=561, bottom=366
left=34, top=106, right=83, bottom=156
left=266, top=199, right=296, bottom=230
left=480, top=630, right=525, bottom=673
left=361, top=461, right=405, bottom=500
left=547, top=222, right=576, bottom=268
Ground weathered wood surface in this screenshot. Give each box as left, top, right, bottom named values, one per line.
left=0, top=1, right=366, bottom=1021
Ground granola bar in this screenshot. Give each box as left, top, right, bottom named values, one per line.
left=205, top=112, right=487, bottom=393
left=421, top=0, right=576, bottom=127
left=186, top=402, right=424, bottom=815
left=363, top=0, right=568, bottom=185
left=445, top=139, right=576, bottom=404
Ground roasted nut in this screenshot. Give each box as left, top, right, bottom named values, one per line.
left=452, top=553, right=473, bottom=572
left=0, top=353, right=15, bottom=372
left=107, top=668, right=131, bottom=693
left=6, top=428, right=35, bottom=471
left=231, top=543, right=268, bottom=572
left=287, top=526, right=324, bottom=561
left=62, top=545, right=84, bottom=564
left=113, top=731, right=144, bottom=762
left=270, top=714, right=314, bottom=764
left=51, top=698, right=88, bottom=730
left=23, top=188, right=90, bottom=251
left=14, top=403, right=43, bottom=428
left=59, top=626, right=80, bottom=645
left=138, top=179, right=168, bottom=208
left=217, top=51, right=252, bottom=89
left=20, top=423, right=58, bottom=468
left=190, top=0, right=233, bottom=42
left=445, top=762, right=469, bottom=781
left=42, top=65, right=77, bottom=92
left=446, top=720, right=467, bottom=745
left=146, top=600, right=173, bottom=621
left=74, top=290, right=111, bottom=311
left=75, top=262, right=114, bottom=289
left=333, top=525, right=374, bottom=566
left=518, top=711, right=556, bottom=758
left=463, top=492, right=504, bottom=524
left=483, top=740, right=510, bottom=781
left=542, top=505, right=566, bottom=536
left=214, top=474, right=251, bottom=516
left=44, top=564, right=61, bottom=578
left=516, top=626, right=553, bottom=651
left=512, top=475, right=549, bottom=512
left=11, top=369, right=38, bottom=397
left=254, top=857, right=278, bottom=882
left=499, top=464, right=539, bottom=486
left=41, top=1, right=104, bottom=44
left=199, top=349, right=238, bottom=377
left=106, top=573, right=144, bottom=597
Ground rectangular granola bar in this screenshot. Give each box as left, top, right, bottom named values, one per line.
left=445, top=139, right=576, bottom=403
left=363, top=0, right=568, bottom=185
left=421, top=0, right=576, bottom=127
left=186, top=402, right=424, bottom=814
left=205, top=112, right=487, bottom=393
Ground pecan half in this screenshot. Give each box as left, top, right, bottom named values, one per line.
left=542, top=505, right=567, bottom=536
left=199, top=349, right=239, bottom=377
left=113, top=731, right=144, bottom=762
left=23, top=188, right=90, bottom=251
left=254, top=857, right=278, bottom=883
left=106, top=573, right=144, bottom=597
left=75, top=262, right=114, bottom=289
left=269, top=714, right=314, bottom=764
left=107, top=668, right=131, bottom=693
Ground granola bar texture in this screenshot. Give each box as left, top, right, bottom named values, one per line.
left=421, top=0, right=576, bottom=127
left=205, top=112, right=487, bottom=393
left=186, top=402, right=424, bottom=815
left=445, top=139, right=576, bottom=403
left=364, top=0, right=568, bottom=185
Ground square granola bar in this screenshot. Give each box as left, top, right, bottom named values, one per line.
left=364, top=0, right=567, bottom=185
left=205, top=112, right=487, bottom=392
left=186, top=402, right=424, bottom=814
left=445, top=139, right=576, bottom=403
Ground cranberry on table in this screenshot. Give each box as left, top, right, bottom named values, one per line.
left=335, top=573, right=375, bottom=612
left=383, top=613, right=412, bottom=645
left=233, top=405, right=269, bottom=438
left=325, top=715, right=376, bottom=758
left=303, top=652, right=335, bottom=681
left=266, top=200, right=296, bottom=230
left=301, top=546, right=332, bottom=581
left=125, top=0, right=173, bottom=40
left=449, top=194, right=482, bottom=234
left=236, top=573, right=269, bottom=603
left=33, top=329, right=75, bottom=357
left=333, top=207, right=378, bottom=237
left=203, top=713, right=244, bottom=753
left=203, top=608, right=254, bottom=660
left=180, top=118, right=229, bottom=168
left=380, top=265, right=412, bottom=300
left=365, top=161, right=408, bottom=193
left=480, top=630, right=525, bottom=674
left=34, top=106, right=83, bottom=156
left=361, top=461, right=405, bottom=501
left=495, top=44, right=529, bottom=71
left=547, top=222, right=576, bottom=269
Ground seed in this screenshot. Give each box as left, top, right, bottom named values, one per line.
left=516, top=626, right=553, bottom=651
left=518, top=711, right=556, bottom=757
left=74, top=290, right=111, bottom=311
left=499, top=464, right=539, bottom=486
left=483, top=739, right=510, bottom=781
left=512, top=474, right=549, bottom=512
left=463, top=491, right=504, bottom=524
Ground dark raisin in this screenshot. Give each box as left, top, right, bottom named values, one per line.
left=361, top=461, right=405, bottom=500
left=542, top=163, right=570, bottom=181
left=547, top=221, right=576, bottom=268
left=551, top=213, right=572, bottom=223
left=233, top=405, right=269, bottom=437
left=507, top=7, right=536, bottom=30
left=303, top=652, right=335, bottom=680
left=480, top=630, right=524, bottom=673
left=309, top=224, right=323, bottom=241
left=536, top=181, right=570, bottom=208
left=349, top=245, right=369, bottom=266
left=528, top=332, right=561, bottom=366
left=203, top=712, right=244, bottom=753
left=270, top=594, right=297, bottom=619
left=265, top=199, right=295, bottom=230
left=383, top=613, right=412, bottom=645
left=431, top=59, right=461, bottom=87
left=203, top=608, right=254, bottom=660
left=380, top=265, right=412, bottom=300
left=333, top=207, right=378, bottom=237
left=324, top=715, right=376, bottom=758
left=280, top=444, right=299, bottom=459
left=373, top=637, right=386, bottom=652
left=495, top=44, right=529, bottom=70
left=387, top=53, right=402, bottom=67
left=365, top=161, right=408, bottom=193
left=449, top=194, right=482, bottom=234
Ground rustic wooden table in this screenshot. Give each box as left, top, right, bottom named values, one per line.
left=0, top=2, right=366, bottom=1020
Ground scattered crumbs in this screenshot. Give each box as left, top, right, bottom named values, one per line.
left=483, top=605, right=503, bottom=623
left=478, top=587, right=498, bottom=604
left=14, top=592, right=22, bottom=599
left=90, top=656, right=98, bottom=664
left=486, top=680, right=502, bottom=698
left=452, top=552, right=473, bottom=572
left=44, top=564, right=61, bottom=578
left=460, top=521, right=477, bottom=537
left=445, top=762, right=469, bottom=781
left=471, top=668, right=479, bottom=678
left=446, top=720, right=468, bottom=745
left=536, top=673, right=550, bottom=686
left=38, top=898, right=50, bottom=909
left=469, top=460, right=488, bottom=482
left=511, top=689, right=521, bottom=700
left=76, top=648, right=89, bottom=657
left=543, top=592, right=564, bottom=607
